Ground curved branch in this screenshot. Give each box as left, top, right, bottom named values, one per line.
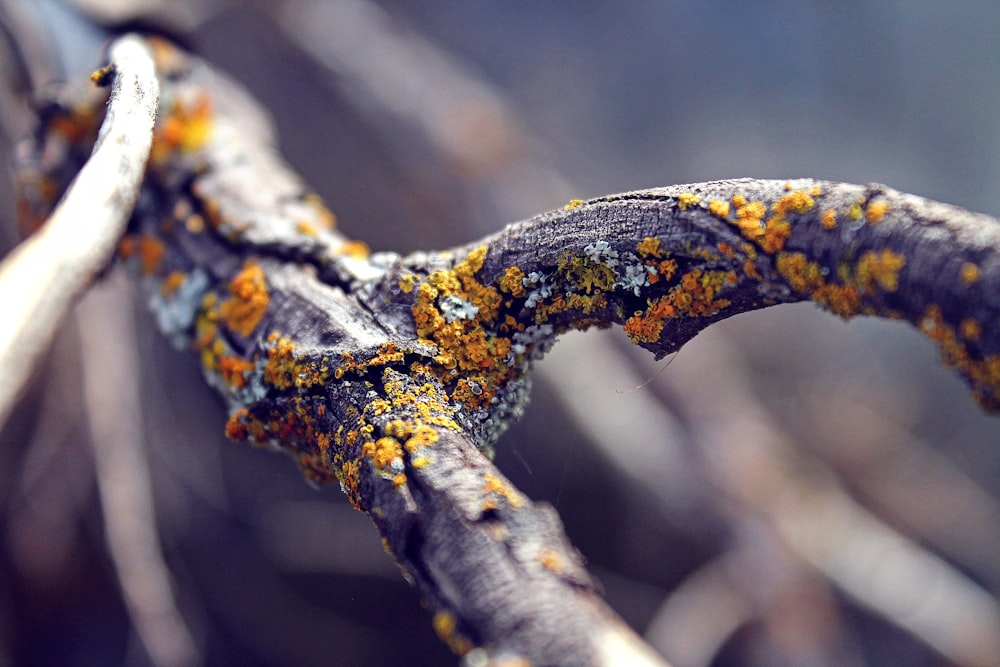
left=15, top=36, right=1000, bottom=666
left=0, top=34, right=158, bottom=426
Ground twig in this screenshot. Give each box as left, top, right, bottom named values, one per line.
left=0, top=34, right=158, bottom=427
left=77, top=273, right=199, bottom=667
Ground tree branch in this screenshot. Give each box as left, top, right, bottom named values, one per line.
left=14, top=36, right=1000, bottom=665
left=0, top=34, right=158, bottom=426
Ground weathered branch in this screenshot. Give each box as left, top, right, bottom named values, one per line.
left=0, top=34, right=157, bottom=426
left=14, top=36, right=1000, bottom=666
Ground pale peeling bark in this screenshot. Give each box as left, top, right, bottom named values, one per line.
left=12, top=36, right=1000, bottom=666
left=0, top=34, right=158, bottom=425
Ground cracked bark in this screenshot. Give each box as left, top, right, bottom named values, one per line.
left=11, top=35, right=1000, bottom=666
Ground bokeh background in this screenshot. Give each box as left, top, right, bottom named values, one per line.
left=2, top=1, right=1000, bottom=666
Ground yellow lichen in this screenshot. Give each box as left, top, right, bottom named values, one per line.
left=678, top=193, right=701, bottom=210
left=563, top=199, right=584, bottom=210
left=637, top=236, right=664, bottom=258
left=399, top=273, right=417, bottom=293
left=708, top=200, right=730, bottom=219
left=732, top=200, right=767, bottom=242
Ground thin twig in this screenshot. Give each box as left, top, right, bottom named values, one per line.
left=77, top=274, right=199, bottom=667
left=0, top=34, right=158, bottom=426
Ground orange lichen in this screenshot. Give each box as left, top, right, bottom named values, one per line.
left=821, top=209, right=837, bottom=230
left=304, top=193, right=337, bottom=229
left=160, top=271, right=186, bottom=297
left=219, top=356, right=255, bottom=389
left=263, top=334, right=296, bottom=389
left=776, top=253, right=824, bottom=293
left=773, top=190, right=815, bottom=217
left=225, top=409, right=250, bottom=441
left=855, top=249, right=906, bottom=293
left=411, top=246, right=513, bottom=392
left=624, top=312, right=664, bottom=344
left=262, top=333, right=328, bottom=390
left=432, top=612, right=472, bottom=656
left=760, top=216, right=792, bottom=253
left=624, top=269, right=735, bottom=344
left=362, top=436, right=403, bottom=469
left=919, top=305, right=1000, bottom=410
left=678, top=193, right=701, bottom=210
left=731, top=200, right=767, bottom=241
left=498, top=266, right=526, bottom=297
left=336, top=240, right=370, bottom=259
left=119, top=234, right=166, bottom=276
left=219, top=261, right=269, bottom=337
left=865, top=200, right=890, bottom=223
left=775, top=251, right=869, bottom=319
left=403, top=423, right=439, bottom=452
left=152, top=94, right=212, bottom=162
left=483, top=473, right=523, bottom=508
left=538, top=548, right=565, bottom=574
left=185, top=213, right=205, bottom=233
left=295, top=220, right=317, bottom=237
left=813, top=284, right=863, bottom=319
left=960, top=318, right=982, bottom=341
left=961, top=262, right=980, bottom=286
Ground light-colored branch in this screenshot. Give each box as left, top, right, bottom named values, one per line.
left=0, top=34, right=158, bottom=427
left=77, top=274, right=199, bottom=667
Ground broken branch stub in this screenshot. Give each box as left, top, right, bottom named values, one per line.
left=14, top=36, right=1000, bottom=666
